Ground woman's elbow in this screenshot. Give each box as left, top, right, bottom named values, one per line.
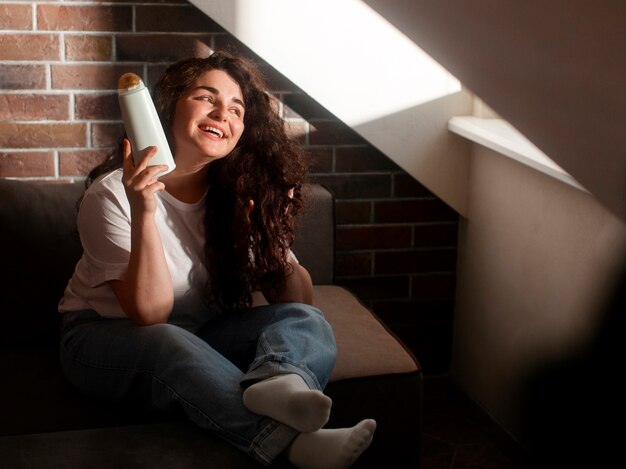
left=108, top=279, right=173, bottom=325
left=266, top=264, right=314, bottom=305
left=125, top=298, right=173, bottom=326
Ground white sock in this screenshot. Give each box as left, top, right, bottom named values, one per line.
left=243, top=373, right=332, bottom=432
left=287, top=419, right=377, bottom=469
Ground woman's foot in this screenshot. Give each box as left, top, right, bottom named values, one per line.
left=287, top=419, right=377, bottom=469
left=243, top=373, right=332, bottom=432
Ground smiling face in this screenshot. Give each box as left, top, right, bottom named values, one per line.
left=170, top=69, right=245, bottom=167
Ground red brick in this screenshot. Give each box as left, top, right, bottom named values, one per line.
left=116, top=34, right=212, bottom=62
left=285, top=120, right=307, bottom=144
left=37, top=5, right=132, bottom=32
left=374, top=199, right=458, bottom=223
left=92, top=123, right=123, bottom=148
left=282, top=100, right=304, bottom=120
left=335, top=276, right=410, bottom=301
left=213, top=35, right=298, bottom=92
left=335, top=146, right=399, bottom=172
left=372, top=299, right=454, bottom=326
left=51, top=64, right=143, bottom=90
left=335, top=201, right=371, bottom=224
left=304, top=147, right=333, bottom=173
left=136, top=5, right=223, bottom=33
left=214, top=38, right=291, bottom=90
left=311, top=174, right=392, bottom=199
left=394, top=173, right=433, bottom=197
left=0, top=65, right=47, bottom=90
left=412, top=223, right=458, bottom=248
left=335, top=252, right=372, bottom=277
left=0, top=34, right=60, bottom=61
left=283, top=93, right=334, bottom=120
left=336, top=225, right=412, bottom=250
left=268, top=93, right=281, bottom=116
left=59, top=150, right=110, bottom=176
left=103, top=0, right=188, bottom=3
left=257, top=62, right=300, bottom=93
left=0, top=152, right=55, bottom=177
left=0, top=94, right=70, bottom=121
left=374, top=249, right=457, bottom=275
left=65, top=35, right=113, bottom=61
left=309, top=120, right=366, bottom=145
left=0, top=4, right=33, bottom=30
left=75, top=93, right=120, bottom=120
left=411, top=274, right=457, bottom=300
left=147, top=65, right=169, bottom=89
left=0, top=123, right=86, bottom=148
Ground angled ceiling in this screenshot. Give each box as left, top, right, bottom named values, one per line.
left=192, top=0, right=625, bottom=221
left=191, top=0, right=472, bottom=216
left=364, top=0, right=626, bottom=221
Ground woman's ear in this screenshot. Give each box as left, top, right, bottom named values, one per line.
left=246, top=199, right=254, bottom=220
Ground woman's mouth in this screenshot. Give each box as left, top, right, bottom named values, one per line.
left=199, top=125, right=225, bottom=139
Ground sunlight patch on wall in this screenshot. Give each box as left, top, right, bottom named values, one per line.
left=195, top=0, right=461, bottom=126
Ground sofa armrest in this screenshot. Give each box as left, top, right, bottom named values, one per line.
left=0, top=179, right=84, bottom=350
left=292, top=184, right=335, bottom=285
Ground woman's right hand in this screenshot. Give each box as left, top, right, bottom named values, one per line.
left=121, top=139, right=169, bottom=216
left=109, top=138, right=174, bottom=326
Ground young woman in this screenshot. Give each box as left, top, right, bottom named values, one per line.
left=58, top=51, right=376, bottom=467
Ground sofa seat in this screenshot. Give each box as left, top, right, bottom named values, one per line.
left=0, top=178, right=422, bottom=468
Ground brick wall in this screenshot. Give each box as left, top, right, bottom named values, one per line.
left=0, top=0, right=457, bottom=373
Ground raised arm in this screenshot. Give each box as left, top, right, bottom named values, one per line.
left=108, top=140, right=173, bottom=325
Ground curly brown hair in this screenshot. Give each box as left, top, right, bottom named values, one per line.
left=88, top=51, right=309, bottom=312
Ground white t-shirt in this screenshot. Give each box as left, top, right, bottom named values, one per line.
left=58, top=169, right=217, bottom=329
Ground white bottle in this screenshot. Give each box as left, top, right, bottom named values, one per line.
left=117, top=73, right=176, bottom=176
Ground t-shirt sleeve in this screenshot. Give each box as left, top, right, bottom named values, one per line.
left=288, top=248, right=299, bottom=264
left=77, top=188, right=132, bottom=287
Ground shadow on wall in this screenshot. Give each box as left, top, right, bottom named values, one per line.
left=354, top=90, right=472, bottom=216
left=521, top=259, right=625, bottom=468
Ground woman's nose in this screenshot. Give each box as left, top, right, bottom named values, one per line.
left=209, top=106, right=227, bottom=121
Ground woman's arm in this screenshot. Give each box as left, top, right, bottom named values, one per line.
left=262, top=255, right=314, bottom=306
left=109, top=140, right=174, bottom=325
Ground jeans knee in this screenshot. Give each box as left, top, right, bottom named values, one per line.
left=283, top=303, right=337, bottom=357
left=143, top=322, right=182, bottom=339
left=275, top=302, right=324, bottom=321
left=140, top=323, right=206, bottom=357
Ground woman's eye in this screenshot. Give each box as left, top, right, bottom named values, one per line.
left=197, top=95, right=214, bottom=102
left=230, top=108, right=242, bottom=116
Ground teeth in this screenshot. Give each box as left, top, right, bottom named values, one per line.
left=201, top=126, right=224, bottom=138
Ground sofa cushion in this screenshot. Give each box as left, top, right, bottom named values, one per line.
left=0, top=422, right=264, bottom=469
left=313, top=285, right=420, bottom=381
left=252, top=285, right=420, bottom=381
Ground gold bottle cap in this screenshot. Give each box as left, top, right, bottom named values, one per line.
left=118, top=73, right=143, bottom=91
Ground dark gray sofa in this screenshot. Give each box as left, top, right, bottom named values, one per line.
left=0, top=178, right=422, bottom=468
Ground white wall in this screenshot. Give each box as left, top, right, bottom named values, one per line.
left=453, top=144, right=626, bottom=444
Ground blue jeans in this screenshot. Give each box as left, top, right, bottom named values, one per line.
left=59, top=303, right=337, bottom=466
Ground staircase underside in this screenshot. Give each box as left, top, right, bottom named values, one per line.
left=192, top=0, right=626, bottom=221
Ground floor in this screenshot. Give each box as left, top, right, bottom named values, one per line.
left=420, top=374, right=530, bottom=469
